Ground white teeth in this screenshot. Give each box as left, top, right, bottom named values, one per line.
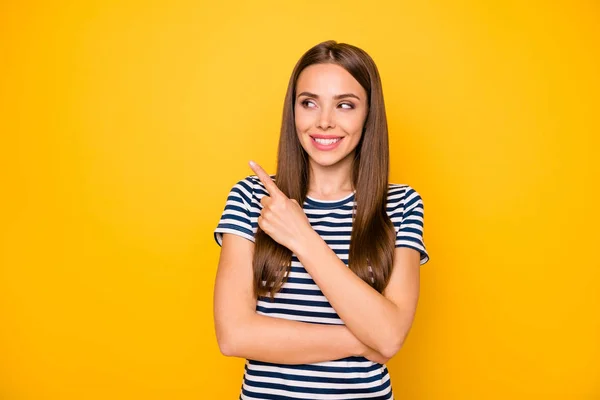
left=314, top=138, right=341, bottom=145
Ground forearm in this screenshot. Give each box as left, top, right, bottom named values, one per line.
left=221, top=313, right=363, bottom=365
left=293, top=233, right=407, bottom=357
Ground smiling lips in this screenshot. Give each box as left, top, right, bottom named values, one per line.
left=310, top=135, right=344, bottom=151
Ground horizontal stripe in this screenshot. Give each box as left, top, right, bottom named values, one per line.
left=249, top=359, right=383, bottom=373
left=242, top=376, right=391, bottom=395
left=258, top=296, right=332, bottom=308
left=256, top=310, right=343, bottom=325
left=276, top=287, right=325, bottom=297
left=257, top=301, right=336, bottom=314
left=256, top=306, right=340, bottom=320
left=241, top=381, right=392, bottom=400
left=244, top=367, right=386, bottom=386
left=241, top=391, right=393, bottom=400
left=241, top=393, right=393, bottom=400
left=215, top=174, right=430, bottom=399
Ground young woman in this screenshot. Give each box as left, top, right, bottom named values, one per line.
left=213, top=40, right=430, bottom=400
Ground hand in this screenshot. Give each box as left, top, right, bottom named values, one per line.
left=248, top=160, right=315, bottom=253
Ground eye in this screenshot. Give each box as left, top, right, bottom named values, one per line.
left=299, top=99, right=355, bottom=110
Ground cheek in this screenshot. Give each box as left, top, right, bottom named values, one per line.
left=339, top=114, right=366, bottom=134
left=294, top=109, right=312, bottom=131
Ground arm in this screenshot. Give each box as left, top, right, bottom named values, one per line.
left=213, top=233, right=390, bottom=365
left=245, top=161, right=423, bottom=360
left=293, top=235, right=421, bottom=359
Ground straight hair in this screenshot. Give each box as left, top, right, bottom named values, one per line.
left=253, top=40, right=396, bottom=300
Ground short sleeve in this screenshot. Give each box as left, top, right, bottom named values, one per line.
left=396, top=186, right=430, bottom=265
left=213, top=177, right=256, bottom=247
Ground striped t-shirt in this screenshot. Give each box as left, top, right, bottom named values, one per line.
left=214, top=174, right=430, bottom=400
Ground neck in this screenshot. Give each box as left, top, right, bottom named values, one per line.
left=307, top=155, right=355, bottom=198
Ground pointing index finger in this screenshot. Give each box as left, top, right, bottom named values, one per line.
left=249, top=160, right=284, bottom=197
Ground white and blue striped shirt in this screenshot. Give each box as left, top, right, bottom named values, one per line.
left=214, top=175, right=429, bottom=400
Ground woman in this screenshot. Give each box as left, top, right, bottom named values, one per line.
left=213, top=40, right=430, bottom=400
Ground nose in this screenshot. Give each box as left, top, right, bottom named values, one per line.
left=317, top=107, right=335, bottom=130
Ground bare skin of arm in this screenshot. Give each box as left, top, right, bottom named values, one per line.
left=247, top=161, right=422, bottom=359
left=213, top=233, right=389, bottom=365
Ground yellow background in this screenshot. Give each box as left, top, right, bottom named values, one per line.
left=1, top=1, right=598, bottom=398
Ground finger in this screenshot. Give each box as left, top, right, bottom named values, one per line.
left=257, top=214, right=270, bottom=231
left=257, top=215, right=264, bottom=230
left=260, top=195, right=271, bottom=207
left=249, top=160, right=284, bottom=198
left=249, top=160, right=277, bottom=194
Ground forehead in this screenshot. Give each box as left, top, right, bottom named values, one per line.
left=296, top=63, right=366, bottom=98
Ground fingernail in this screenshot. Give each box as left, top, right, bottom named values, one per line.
left=249, top=160, right=256, bottom=167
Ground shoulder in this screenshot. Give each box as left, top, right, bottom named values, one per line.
left=243, top=173, right=276, bottom=197
left=227, top=175, right=255, bottom=202
left=387, top=182, right=421, bottom=203
left=387, top=183, right=425, bottom=217
left=229, top=173, right=277, bottom=205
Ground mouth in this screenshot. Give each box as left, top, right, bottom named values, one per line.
left=310, top=135, right=344, bottom=151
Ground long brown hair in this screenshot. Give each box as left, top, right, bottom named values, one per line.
left=253, top=40, right=396, bottom=300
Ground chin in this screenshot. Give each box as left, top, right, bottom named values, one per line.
left=306, top=153, right=346, bottom=167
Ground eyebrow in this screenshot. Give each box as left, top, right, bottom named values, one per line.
left=296, top=91, right=361, bottom=101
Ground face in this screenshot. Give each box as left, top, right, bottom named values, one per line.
left=294, top=63, right=368, bottom=168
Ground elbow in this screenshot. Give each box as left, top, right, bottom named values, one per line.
left=215, top=313, right=253, bottom=358
left=380, top=344, right=401, bottom=360
left=216, top=329, right=239, bottom=357
left=379, top=335, right=406, bottom=360
left=217, top=337, right=235, bottom=357
left=377, top=320, right=411, bottom=359
left=380, top=343, right=401, bottom=360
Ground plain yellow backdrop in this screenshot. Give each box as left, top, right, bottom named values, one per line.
left=1, top=0, right=598, bottom=399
